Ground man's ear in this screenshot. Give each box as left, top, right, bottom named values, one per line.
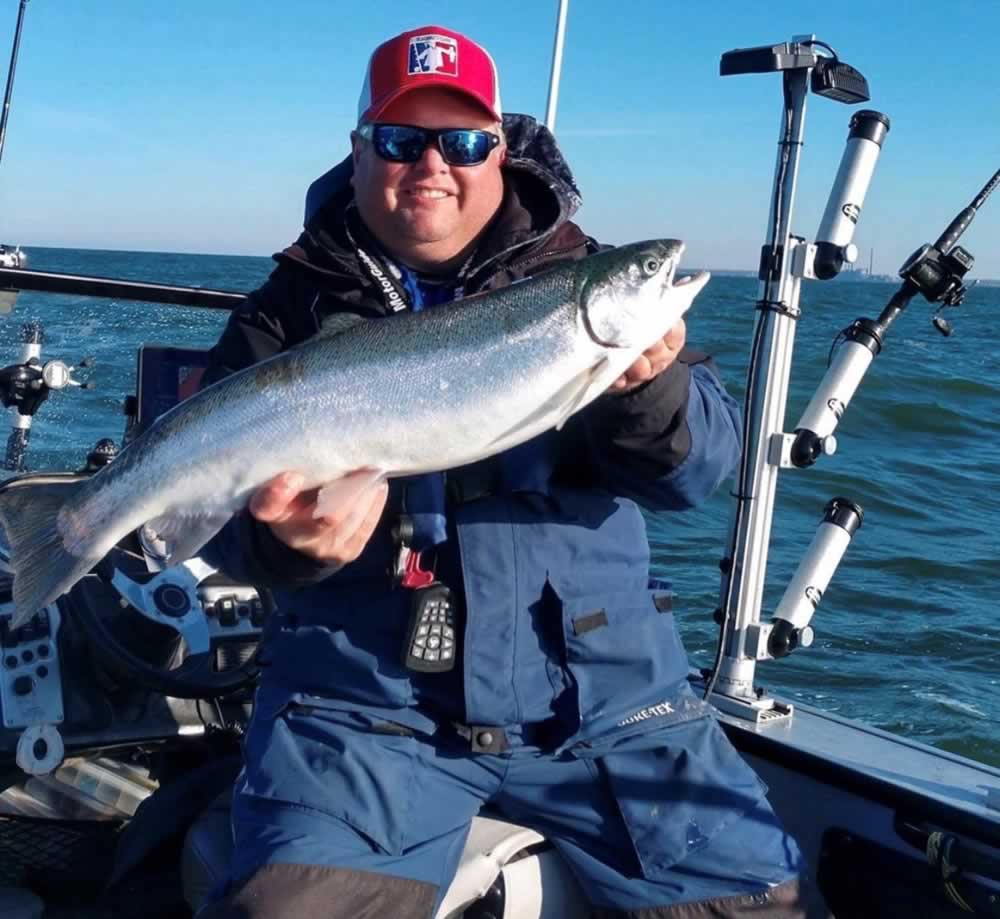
left=350, top=131, right=363, bottom=170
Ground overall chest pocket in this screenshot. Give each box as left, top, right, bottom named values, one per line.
left=580, top=714, right=769, bottom=877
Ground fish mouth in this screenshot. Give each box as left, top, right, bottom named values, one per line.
left=648, top=241, right=709, bottom=307
left=655, top=241, right=684, bottom=292
left=669, top=270, right=711, bottom=292
left=658, top=238, right=707, bottom=296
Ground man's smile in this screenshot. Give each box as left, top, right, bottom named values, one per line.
left=405, top=187, right=452, bottom=200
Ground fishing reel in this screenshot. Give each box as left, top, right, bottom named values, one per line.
left=898, top=243, right=975, bottom=336
left=0, top=351, right=94, bottom=413
left=899, top=243, right=974, bottom=306
left=0, top=320, right=95, bottom=472
left=898, top=169, right=1000, bottom=336
left=0, top=322, right=95, bottom=398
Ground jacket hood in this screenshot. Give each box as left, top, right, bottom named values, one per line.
left=500, top=113, right=582, bottom=223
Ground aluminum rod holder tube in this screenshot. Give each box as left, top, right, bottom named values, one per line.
left=814, top=110, right=890, bottom=279
left=769, top=497, right=863, bottom=657
left=791, top=318, right=882, bottom=466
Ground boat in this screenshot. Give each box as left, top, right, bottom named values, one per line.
left=0, top=4, right=998, bottom=917
left=0, top=245, right=23, bottom=268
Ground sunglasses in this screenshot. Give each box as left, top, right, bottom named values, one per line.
left=357, top=122, right=501, bottom=167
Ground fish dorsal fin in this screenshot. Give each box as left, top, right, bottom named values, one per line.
left=315, top=312, right=367, bottom=339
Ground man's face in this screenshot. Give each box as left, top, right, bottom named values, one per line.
left=351, top=87, right=505, bottom=273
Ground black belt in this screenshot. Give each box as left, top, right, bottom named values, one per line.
left=371, top=719, right=562, bottom=754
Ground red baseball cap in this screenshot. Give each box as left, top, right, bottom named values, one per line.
left=358, top=25, right=503, bottom=124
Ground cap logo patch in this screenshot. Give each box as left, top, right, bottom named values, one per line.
left=408, top=34, right=458, bottom=77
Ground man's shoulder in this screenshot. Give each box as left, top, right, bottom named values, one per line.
left=545, top=221, right=594, bottom=260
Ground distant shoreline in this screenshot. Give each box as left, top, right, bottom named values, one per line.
left=690, top=268, right=1000, bottom=287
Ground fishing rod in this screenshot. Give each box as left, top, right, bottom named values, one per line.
left=0, top=0, right=28, bottom=270
left=544, top=0, right=570, bottom=132
left=789, top=168, right=1000, bottom=470
left=0, top=0, right=28, bottom=169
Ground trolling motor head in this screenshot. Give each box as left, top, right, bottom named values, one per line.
left=720, top=39, right=870, bottom=104
left=721, top=38, right=879, bottom=287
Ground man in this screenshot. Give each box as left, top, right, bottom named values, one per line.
left=198, top=24, right=811, bottom=919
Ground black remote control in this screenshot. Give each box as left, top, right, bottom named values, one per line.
left=402, top=583, right=458, bottom=673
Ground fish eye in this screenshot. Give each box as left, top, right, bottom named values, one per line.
left=641, top=257, right=660, bottom=277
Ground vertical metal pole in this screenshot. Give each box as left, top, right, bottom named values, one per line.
left=544, top=0, right=569, bottom=132
left=712, top=68, right=811, bottom=707
left=0, top=0, right=29, bottom=168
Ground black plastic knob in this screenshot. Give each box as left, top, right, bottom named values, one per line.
left=153, top=583, right=191, bottom=618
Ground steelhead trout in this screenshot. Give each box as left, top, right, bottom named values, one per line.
left=0, top=239, right=709, bottom=625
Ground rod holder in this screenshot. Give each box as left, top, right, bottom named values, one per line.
left=769, top=498, right=863, bottom=657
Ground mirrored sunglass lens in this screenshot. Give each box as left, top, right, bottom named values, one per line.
left=440, top=130, right=489, bottom=164
left=375, top=126, right=427, bottom=162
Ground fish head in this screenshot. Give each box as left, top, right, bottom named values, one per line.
left=578, top=239, right=710, bottom=351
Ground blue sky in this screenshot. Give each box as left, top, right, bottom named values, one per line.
left=0, top=0, right=997, bottom=276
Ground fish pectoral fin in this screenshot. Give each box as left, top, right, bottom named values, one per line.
left=487, top=357, right=611, bottom=448
left=143, top=511, right=232, bottom=566
left=554, top=356, right=610, bottom=431
left=314, top=468, right=388, bottom=520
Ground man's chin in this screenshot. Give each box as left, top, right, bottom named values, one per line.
left=388, top=234, right=474, bottom=272
left=395, top=218, right=457, bottom=247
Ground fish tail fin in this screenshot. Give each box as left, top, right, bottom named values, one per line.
left=0, top=479, right=98, bottom=627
